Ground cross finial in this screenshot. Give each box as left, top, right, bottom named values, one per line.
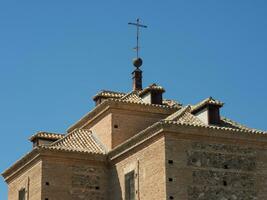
left=128, top=18, right=147, bottom=58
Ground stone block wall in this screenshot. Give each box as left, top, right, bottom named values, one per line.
left=187, top=142, right=257, bottom=200
left=165, top=133, right=266, bottom=200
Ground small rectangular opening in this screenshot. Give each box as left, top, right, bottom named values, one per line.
left=18, top=188, right=26, bottom=200
left=125, top=171, right=135, bottom=200
left=168, top=160, right=174, bottom=164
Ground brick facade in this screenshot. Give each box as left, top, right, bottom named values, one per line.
left=2, top=89, right=267, bottom=200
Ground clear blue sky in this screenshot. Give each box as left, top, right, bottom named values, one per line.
left=0, top=1, right=267, bottom=198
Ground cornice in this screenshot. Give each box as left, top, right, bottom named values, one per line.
left=2, top=146, right=107, bottom=183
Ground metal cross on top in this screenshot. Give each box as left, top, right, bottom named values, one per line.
left=128, top=18, right=147, bottom=58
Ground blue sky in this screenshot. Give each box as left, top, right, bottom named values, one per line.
left=0, top=1, right=267, bottom=198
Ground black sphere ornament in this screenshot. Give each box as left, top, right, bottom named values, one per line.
left=133, top=58, right=143, bottom=68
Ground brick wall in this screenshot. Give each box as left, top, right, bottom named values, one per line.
left=85, top=108, right=168, bottom=150
left=42, top=157, right=108, bottom=200
left=109, top=136, right=166, bottom=200
left=7, top=161, right=42, bottom=200
left=85, top=113, right=112, bottom=150
left=111, top=110, right=165, bottom=148
left=165, top=133, right=267, bottom=200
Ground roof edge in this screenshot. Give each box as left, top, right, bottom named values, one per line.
left=109, top=120, right=267, bottom=161
left=29, top=131, right=64, bottom=142
left=1, top=148, right=40, bottom=182
left=67, top=98, right=179, bottom=133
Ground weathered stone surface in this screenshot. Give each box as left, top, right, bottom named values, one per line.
left=71, top=166, right=104, bottom=200
left=186, top=142, right=258, bottom=200
left=187, top=151, right=256, bottom=171
left=188, top=186, right=257, bottom=200
left=192, top=170, right=255, bottom=188
left=192, top=142, right=255, bottom=155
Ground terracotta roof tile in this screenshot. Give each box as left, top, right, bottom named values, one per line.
left=165, top=106, right=205, bottom=126
left=29, top=132, right=64, bottom=142
left=162, top=120, right=267, bottom=134
left=121, top=91, right=144, bottom=103
left=50, top=129, right=106, bottom=154
left=191, top=97, right=224, bottom=113
left=139, top=83, right=165, bottom=96
left=93, top=90, right=126, bottom=101
left=164, top=105, right=266, bottom=134
left=162, top=99, right=182, bottom=107
left=220, top=117, right=262, bottom=132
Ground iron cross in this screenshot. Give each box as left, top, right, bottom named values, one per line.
left=128, top=18, right=147, bottom=58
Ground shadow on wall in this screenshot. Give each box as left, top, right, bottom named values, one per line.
left=108, top=166, right=122, bottom=200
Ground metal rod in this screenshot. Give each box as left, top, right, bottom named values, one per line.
left=128, top=18, right=147, bottom=58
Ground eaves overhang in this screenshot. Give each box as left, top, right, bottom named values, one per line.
left=2, top=146, right=107, bottom=183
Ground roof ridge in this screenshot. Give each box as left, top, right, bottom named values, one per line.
left=191, top=96, right=224, bottom=113
left=162, top=120, right=267, bottom=134
left=29, top=131, right=64, bottom=141
left=165, top=105, right=190, bottom=121
left=108, top=98, right=179, bottom=108
left=120, top=91, right=138, bottom=100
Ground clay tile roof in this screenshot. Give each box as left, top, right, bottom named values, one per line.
left=165, top=106, right=205, bottom=126
left=29, top=132, right=64, bottom=142
left=139, top=83, right=165, bottom=96
left=50, top=129, right=106, bottom=154
left=164, top=105, right=266, bottom=134
left=191, top=97, right=224, bottom=113
left=120, top=91, right=144, bottom=103
left=93, top=90, right=126, bottom=101
left=220, top=117, right=263, bottom=132
left=162, top=99, right=182, bottom=107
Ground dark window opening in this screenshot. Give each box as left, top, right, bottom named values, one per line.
left=223, top=180, right=227, bottom=186
left=114, top=125, right=118, bottom=128
left=45, top=198, right=49, bottom=200
left=168, top=178, right=173, bottom=182
left=169, top=196, right=174, bottom=199
left=45, top=182, right=50, bottom=186
left=168, top=160, right=173, bottom=164
left=125, top=171, right=135, bottom=200
left=223, top=164, right=229, bottom=169
left=18, top=188, right=25, bottom=200
left=95, top=186, right=100, bottom=190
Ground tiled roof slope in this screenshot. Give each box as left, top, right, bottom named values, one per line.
left=91, top=87, right=265, bottom=134
left=164, top=104, right=266, bottom=134
left=191, top=97, right=224, bottom=113
left=93, top=85, right=182, bottom=108
left=121, top=91, right=144, bottom=103
left=49, top=129, right=106, bottom=154
left=93, top=90, right=126, bottom=101
left=139, top=83, right=165, bottom=96
left=29, top=132, right=64, bottom=142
